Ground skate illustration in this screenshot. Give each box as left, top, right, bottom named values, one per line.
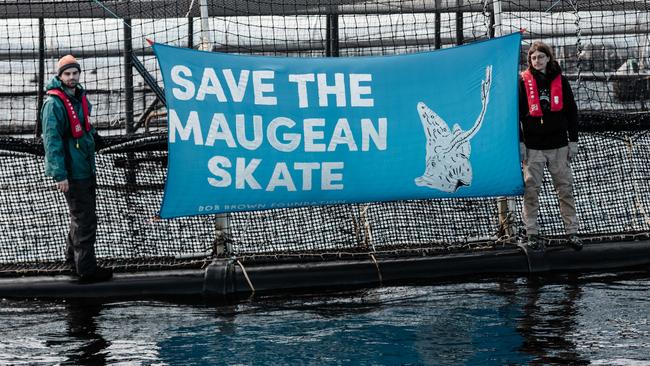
left=415, top=65, right=492, bottom=192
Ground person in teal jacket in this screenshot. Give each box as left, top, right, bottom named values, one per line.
left=41, top=55, right=112, bottom=283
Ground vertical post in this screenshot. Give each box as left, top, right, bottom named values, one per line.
left=188, top=16, right=194, bottom=49
left=122, top=20, right=137, bottom=240
left=640, top=35, right=650, bottom=70
left=214, top=214, right=232, bottom=256
left=36, top=18, right=45, bottom=138
left=123, top=18, right=134, bottom=135
left=434, top=0, right=441, bottom=49
left=492, top=0, right=503, bottom=37
left=497, top=197, right=515, bottom=238
left=488, top=11, right=495, bottom=38
left=199, top=0, right=212, bottom=50
left=455, top=0, right=464, bottom=45
left=141, top=87, right=147, bottom=120
left=492, top=1, right=513, bottom=238
left=326, top=13, right=340, bottom=57
left=195, top=0, right=230, bottom=255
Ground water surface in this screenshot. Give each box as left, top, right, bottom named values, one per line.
left=1, top=270, right=649, bottom=365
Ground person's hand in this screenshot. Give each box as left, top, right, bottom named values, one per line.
left=56, top=179, right=69, bottom=193
left=519, top=142, right=527, bottom=163
left=568, top=141, right=579, bottom=162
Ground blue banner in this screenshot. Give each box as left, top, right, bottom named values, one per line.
left=154, top=33, right=523, bottom=218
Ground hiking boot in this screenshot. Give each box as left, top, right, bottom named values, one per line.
left=526, top=234, right=545, bottom=250
left=78, top=267, right=113, bottom=284
left=64, top=258, right=76, bottom=274
left=567, top=234, right=583, bottom=251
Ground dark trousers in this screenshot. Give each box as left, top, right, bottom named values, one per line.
left=63, top=177, right=98, bottom=276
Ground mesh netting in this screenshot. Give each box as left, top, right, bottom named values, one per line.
left=1, top=0, right=649, bottom=264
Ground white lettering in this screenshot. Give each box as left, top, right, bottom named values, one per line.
left=169, top=109, right=203, bottom=145
left=253, top=70, right=277, bottom=105
left=236, top=114, right=263, bottom=150
left=235, top=157, right=262, bottom=189
left=317, top=73, right=346, bottom=107
left=171, top=65, right=195, bottom=100
left=322, top=162, right=344, bottom=190
left=196, top=68, right=227, bottom=102
left=205, top=113, right=236, bottom=147
left=349, top=74, right=374, bottom=107
left=303, top=118, right=326, bottom=152
left=288, top=73, right=315, bottom=108
left=268, top=117, right=300, bottom=152
left=207, top=156, right=231, bottom=187
left=361, top=117, right=387, bottom=151
left=293, top=162, right=320, bottom=190
left=222, top=69, right=250, bottom=102
left=328, top=118, right=358, bottom=151
left=266, top=162, right=296, bottom=191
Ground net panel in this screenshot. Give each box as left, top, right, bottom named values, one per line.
left=0, top=0, right=649, bottom=264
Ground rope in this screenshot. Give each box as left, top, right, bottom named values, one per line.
left=185, top=0, right=197, bottom=18
left=545, top=0, right=562, bottom=13
left=236, top=260, right=255, bottom=293
left=569, top=0, right=585, bottom=101
left=369, top=253, right=383, bottom=285
left=90, top=0, right=133, bottom=30
left=360, top=204, right=374, bottom=251
left=497, top=211, right=515, bottom=241
left=90, top=0, right=166, bottom=105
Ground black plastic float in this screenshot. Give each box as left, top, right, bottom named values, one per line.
left=0, top=240, right=649, bottom=298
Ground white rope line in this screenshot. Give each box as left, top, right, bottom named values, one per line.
left=369, top=253, right=383, bottom=285
left=185, top=0, right=197, bottom=18
left=545, top=0, right=562, bottom=13
left=91, top=0, right=153, bottom=45
left=236, top=260, right=255, bottom=293
left=91, top=0, right=133, bottom=30
left=360, top=204, right=375, bottom=251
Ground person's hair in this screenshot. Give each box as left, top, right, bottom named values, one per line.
left=527, top=41, right=560, bottom=74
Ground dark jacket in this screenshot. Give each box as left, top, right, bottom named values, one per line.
left=41, top=76, right=97, bottom=182
left=519, top=64, right=578, bottom=150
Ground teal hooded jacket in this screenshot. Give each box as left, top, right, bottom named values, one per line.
left=41, top=76, right=97, bottom=182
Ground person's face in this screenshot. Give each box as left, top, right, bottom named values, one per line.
left=530, top=51, right=549, bottom=72
left=60, top=68, right=80, bottom=88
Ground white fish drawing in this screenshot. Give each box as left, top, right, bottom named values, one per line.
left=415, top=65, right=492, bottom=192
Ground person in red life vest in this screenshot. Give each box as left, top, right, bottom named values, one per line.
left=519, top=41, right=583, bottom=251
left=41, top=55, right=113, bottom=283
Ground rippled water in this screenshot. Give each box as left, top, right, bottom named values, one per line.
left=1, top=270, right=650, bottom=365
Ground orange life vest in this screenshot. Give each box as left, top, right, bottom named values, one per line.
left=521, top=70, right=563, bottom=117
left=46, top=89, right=91, bottom=138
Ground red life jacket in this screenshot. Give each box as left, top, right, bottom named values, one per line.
left=521, top=70, right=563, bottom=117
left=46, top=89, right=91, bottom=139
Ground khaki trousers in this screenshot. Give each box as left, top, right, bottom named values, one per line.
left=522, top=146, right=579, bottom=235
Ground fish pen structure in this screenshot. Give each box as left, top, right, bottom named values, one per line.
left=0, top=0, right=649, bottom=296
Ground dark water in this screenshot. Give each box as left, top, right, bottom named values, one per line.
left=1, top=271, right=650, bottom=365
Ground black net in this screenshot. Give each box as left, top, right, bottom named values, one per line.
left=0, top=0, right=649, bottom=265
